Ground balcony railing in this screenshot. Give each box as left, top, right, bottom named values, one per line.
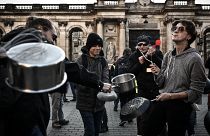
left=174, top=1, right=187, bottom=6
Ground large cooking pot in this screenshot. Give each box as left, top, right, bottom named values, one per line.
left=120, top=97, right=150, bottom=121
left=111, top=73, right=137, bottom=93
left=5, top=42, right=67, bottom=93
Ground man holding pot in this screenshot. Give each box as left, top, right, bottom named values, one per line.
left=76, top=33, right=110, bottom=135
left=0, top=17, right=111, bottom=136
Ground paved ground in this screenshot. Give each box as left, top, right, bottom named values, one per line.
left=47, top=91, right=209, bottom=136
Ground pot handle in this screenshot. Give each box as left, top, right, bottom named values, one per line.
left=111, top=84, right=119, bottom=93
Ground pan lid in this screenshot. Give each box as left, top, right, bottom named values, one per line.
left=120, top=97, right=150, bottom=121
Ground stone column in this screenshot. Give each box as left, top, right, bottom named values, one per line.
left=96, top=18, right=104, bottom=40
left=58, top=21, right=68, bottom=56
left=163, top=17, right=174, bottom=52
left=119, top=19, right=126, bottom=57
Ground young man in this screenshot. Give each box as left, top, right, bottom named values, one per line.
left=149, top=20, right=206, bottom=136
left=76, top=33, right=110, bottom=136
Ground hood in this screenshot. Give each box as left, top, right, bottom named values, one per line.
left=172, top=47, right=199, bottom=57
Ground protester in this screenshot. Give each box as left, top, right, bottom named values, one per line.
left=113, top=48, right=132, bottom=112
left=111, top=48, right=133, bottom=126
left=127, top=35, right=163, bottom=135
left=76, top=33, right=110, bottom=136
left=147, top=20, right=206, bottom=136
left=0, top=17, right=111, bottom=136
left=69, top=82, right=77, bottom=101
left=50, top=82, right=69, bottom=128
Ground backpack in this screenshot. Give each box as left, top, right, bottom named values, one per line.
left=115, top=56, right=130, bottom=75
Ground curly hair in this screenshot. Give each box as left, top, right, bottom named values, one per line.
left=172, top=20, right=197, bottom=46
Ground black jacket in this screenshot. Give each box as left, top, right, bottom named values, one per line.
left=128, top=49, right=163, bottom=100
left=76, top=46, right=109, bottom=112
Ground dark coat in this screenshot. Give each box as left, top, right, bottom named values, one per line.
left=76, top=47, right=109, bottom=112
left=0, top=28, right=50, bottom=136
left=128, top=49, right=163, bottom=100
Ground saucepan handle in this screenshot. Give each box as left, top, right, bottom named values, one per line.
left=111, top=84, right=119, bottom=93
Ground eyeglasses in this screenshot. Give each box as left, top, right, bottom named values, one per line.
left=171, top=26, right=185, bottom=32
left=137, top=43, right=148, bottom=46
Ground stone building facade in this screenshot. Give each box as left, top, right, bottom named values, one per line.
left=0, top=0, right=210, bottom=63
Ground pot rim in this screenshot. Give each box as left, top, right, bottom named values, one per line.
left=6, top=42, right=65, bottom=67
left=5, top=72, right=67, bottom=93
left=111, top=73, right=135, bottom=84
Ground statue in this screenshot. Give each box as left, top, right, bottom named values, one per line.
left=106, top=41, right=116, bottom=63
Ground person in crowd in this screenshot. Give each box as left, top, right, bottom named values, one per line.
left=63, top=82, right=70, bottom=102
left=76, top=33, right=110, bottom=136
left=0, top=17, right=111, bottom=136
left=69, top=82, right=77, bottom=101
left=113, top=47, right=133, bottom=126
left=112, top=49, right=131, bottom=108
left=148, top=20, right=206, bottom=136
left=127, top=35, right=163, bottom=135
left=50, top=82, right=69, bottom=128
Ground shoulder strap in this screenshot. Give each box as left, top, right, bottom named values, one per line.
left=81, top=54, right=88, bottom=68
left=100, top=57, right=107, bottom=70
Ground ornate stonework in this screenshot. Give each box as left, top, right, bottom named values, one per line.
left=0, top=0, right=210, bottom=60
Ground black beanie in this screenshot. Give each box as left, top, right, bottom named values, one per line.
left=137, top=35, right=151, bottom=45
left=86, top=33, right=103, bottom=50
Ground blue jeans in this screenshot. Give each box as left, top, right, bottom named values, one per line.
left=79, top=110, right=104, bottom=136
left=31, top=125, right=43, bottom=136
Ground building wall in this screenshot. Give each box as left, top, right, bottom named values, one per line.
left=0, top=0, right=210, bottom=62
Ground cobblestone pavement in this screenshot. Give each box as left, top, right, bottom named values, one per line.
left=47, top=94, right=209, bottom=136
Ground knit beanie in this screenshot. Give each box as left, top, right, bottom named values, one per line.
left=86, top=33, right=103, bottom=50
left=137, top=35, right=151, bottom=45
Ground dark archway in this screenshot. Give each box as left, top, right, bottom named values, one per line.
left=68, top=27, right=83, bottom=61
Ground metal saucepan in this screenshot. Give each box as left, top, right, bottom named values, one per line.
left=120, top=97, right=150, bottom=121
left=97, top=90, right=118, bottom=101
left=5, top=42, right=66, bottom=93
left=111, top=73, right=137, bottom=93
